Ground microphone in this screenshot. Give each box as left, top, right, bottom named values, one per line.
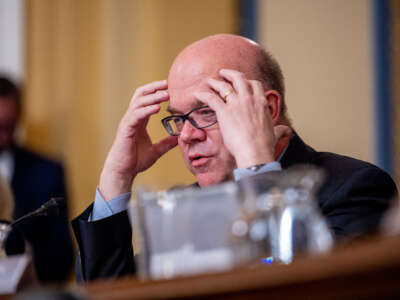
left=11, top=198, right=66, bottom=228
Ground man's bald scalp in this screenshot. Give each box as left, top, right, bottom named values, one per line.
left=168, top=34, right=287, bottom=118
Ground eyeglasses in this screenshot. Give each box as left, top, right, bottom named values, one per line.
left=161, top=106, right=217, bottom=136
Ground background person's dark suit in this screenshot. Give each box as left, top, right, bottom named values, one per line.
left=72, top=133, right=397, bottom=281
left=6, top=145, right=74, bottom=283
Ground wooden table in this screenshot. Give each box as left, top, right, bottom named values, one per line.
left=77, top=235, right=400, bottom=300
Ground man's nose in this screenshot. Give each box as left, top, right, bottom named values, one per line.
left=179, top=120, right=206, bottom=143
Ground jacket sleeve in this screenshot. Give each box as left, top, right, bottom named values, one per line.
left=72, top=205, right=136, bottom=282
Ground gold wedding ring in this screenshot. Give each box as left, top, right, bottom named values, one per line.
left=223, top=89, right=233, bottom=102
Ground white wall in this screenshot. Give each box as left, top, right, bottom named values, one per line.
left=258, top=0, right=374, bottom=163
left=0, top=0, right=25, bottom=83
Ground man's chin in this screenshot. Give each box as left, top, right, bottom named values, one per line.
left=194, top=171, right=232, bottom=187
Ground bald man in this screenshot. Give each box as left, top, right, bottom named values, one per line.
left=72, top=34, right=397, bottom=281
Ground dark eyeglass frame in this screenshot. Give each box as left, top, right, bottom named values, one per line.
left=161, top=105, right=217, bottom=136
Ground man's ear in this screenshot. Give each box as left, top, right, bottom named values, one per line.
left=265, top=90, right=281, bottom=125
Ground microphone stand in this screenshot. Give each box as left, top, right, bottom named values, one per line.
left=11, top=197, right=66, bottom=228
left=2, top=197, right=66, bottom=257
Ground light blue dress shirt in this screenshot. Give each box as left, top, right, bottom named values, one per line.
left=91, top=161, right=282, bottom=221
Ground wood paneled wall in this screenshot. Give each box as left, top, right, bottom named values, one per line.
left=25, top=0, right=238, bottom=218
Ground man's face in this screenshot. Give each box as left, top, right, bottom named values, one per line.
left=0, top=98, right=18, bottom=151
left=168, top=76, right=236, bottom=187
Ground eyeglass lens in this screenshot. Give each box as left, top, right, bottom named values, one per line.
left=164, top=106, right=217, bottom=135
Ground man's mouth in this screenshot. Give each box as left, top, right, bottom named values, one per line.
left=189, top=154, right=212, bottom=167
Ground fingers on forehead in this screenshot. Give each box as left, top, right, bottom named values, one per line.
left=219, top=69, right=241, bottom=78
left=135, top=80, right=168, bottom=97
left=218, top=69, right=249, bottom=94
left=208, top=78, right=232, bottom=96
left=194, top=91, right=224, bottom=111
left=248, top=80, right=264, bottom=95
left=131, top=90, right=169, bottom=108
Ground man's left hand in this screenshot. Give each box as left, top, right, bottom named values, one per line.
left=194, top=69, right=290, bottom=168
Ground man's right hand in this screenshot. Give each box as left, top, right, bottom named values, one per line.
left=99, top=80, right=178, bottom=201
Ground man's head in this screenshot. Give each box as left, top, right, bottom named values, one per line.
left=0, top=77, right=21, bottom=152
left=167, top=34, right=287, bottom=187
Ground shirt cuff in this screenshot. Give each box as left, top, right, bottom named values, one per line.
left=90, top=188, right=131, bottom=221
left=233, top=161, right=282, bottom=181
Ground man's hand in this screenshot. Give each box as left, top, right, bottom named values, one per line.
left=194, top=69, right=290, bottom=168
left=99, top=80, right=178, bottom=200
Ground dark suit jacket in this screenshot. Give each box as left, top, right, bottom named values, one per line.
left=72, top=134, right=397, bottom=281
left=6, top=146, right=74, bottom=283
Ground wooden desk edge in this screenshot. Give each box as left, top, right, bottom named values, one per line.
left=78, top=235, right=400, bottom=300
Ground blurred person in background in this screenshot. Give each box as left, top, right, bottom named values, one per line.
left=0, top=76, right=73, bottom=283
left=72, top=34, right=397, bottom=281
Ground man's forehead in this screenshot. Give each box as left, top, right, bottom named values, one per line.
left=168, top=71, right=207, bottom=90
left=167, top=100, right=205, bottom=114
left=167, top=71, right=217, bottom=113
left=167, top=83, right=209, bottom=114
